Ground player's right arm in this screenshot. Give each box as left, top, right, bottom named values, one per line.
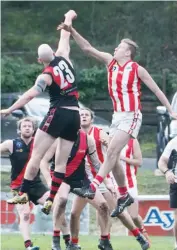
left=55, top=10, right=77, bottom=64
left=0, top=74, right=52, bottom=117
left=0, top=140, right=13, bottom=154
left=40, top=140, right=57, bottom=187
left=158, top=139, right=176, bottom=184
left=57, top=23, right=113, bottom=65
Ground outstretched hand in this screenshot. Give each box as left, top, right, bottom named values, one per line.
left=57, top=23, right=72, bottom=32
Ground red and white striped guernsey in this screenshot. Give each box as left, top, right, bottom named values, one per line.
left=121, top=138, right=138, bottom=188
left=108, top=59, right=141, bottom=112
left=86, top=126, right=106, bottom=178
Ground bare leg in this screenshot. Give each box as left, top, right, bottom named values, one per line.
left=42, top=138, right=74, bottom=214
left=70, top=196, right=88, bottom=240
left=16, top=203, right=38, bottom=248
left=25, top=129, right=55, bottom=180
left=95, top=130, right=130, bottom=184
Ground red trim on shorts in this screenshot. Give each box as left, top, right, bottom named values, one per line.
left=41, top=108, right=56, bottom=132
left=128, top=111, right=139, bottom=136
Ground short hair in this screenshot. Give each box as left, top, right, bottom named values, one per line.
left=38, top=44, right=54, bottom=63
left=121, top=38, right=139, bottom=59
left=17, top=117, right=36, bottom=131
left=80, top=108, right=94, bottom=119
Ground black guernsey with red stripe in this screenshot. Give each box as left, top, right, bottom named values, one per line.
left=9, top=138, right=40, bottom=189
left=43, top=56, right=79, bottom=108
left=50, top=130, right=88, bottom=181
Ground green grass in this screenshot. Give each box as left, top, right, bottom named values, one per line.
left=1, top=234, right=174, bottom=250
left=137, top=169, right=168, bottom=195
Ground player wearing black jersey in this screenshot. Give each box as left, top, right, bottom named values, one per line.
left=1, top=11, right=80, bottom=214
left=0, top=117, right=45, bottom=250
left=0, top=117, right=71, bottom=250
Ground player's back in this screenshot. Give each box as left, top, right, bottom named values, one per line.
left=43, top=56, right=79, bottom=108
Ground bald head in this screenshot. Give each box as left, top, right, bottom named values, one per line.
left=38, top=44, right=54, bottom=63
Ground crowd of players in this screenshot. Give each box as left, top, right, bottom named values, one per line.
left=0, top=9, right=177, bottom=250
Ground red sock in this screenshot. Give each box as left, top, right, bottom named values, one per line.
left=118, top=186, right=128, bottom=196
left=131, top=228, right=140, bottom=237
left=101, top=235, right=109, bottom=240
left=71, top=237, right=78, bottom=244
left=53, top=230, right=60, bottom=237
left=90, top=175, right=104, bottom=191
left=108, top=233, right=110, bottom=240
left=24, top=240, right=32, bottom=248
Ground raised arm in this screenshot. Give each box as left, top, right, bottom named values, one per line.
left=0, top=140, right=13, bottom=154
left=40, top=140, right=57, bottom=187
left=0, top=74, right=52, bottom=117
left=55, top=10, right=77, bottom=62
left=138, top=66, right=177, bottom=119
left=57, top=23, right=112, bottom=65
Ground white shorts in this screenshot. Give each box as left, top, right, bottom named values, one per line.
left=109, top=110, right=142, bottom=138
left=128, top=186, right=138, bottom=200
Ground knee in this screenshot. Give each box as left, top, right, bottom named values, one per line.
left=71, top=210, right=81, bottom=220
left=98, top=202, right=109, bottom=216
left=59, top=197, right=67, bottom=209
left=21, top=213, right=30, bottom=222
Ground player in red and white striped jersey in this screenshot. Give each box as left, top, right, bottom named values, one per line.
left=58, top=19, right=177, bottom=217
left=116, top=138, right=150, bottom=245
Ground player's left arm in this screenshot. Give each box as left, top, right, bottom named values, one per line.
left=0, top=74, right=52, bottom=117
left=87, top=135, right=101, bottom=173
left=138, top=66, right=177, bottom=119
left=55, top=10, right=77, bottom=63
left=120, top=139, right=143, bottom=167
left=99, top=130, right=109, bottom=148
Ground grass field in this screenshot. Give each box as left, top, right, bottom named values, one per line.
left=1, top=234, right=174, bottom=250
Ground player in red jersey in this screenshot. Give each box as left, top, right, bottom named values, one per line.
left=41, top=130, right=114, bottom=250
left=58, top=18, right=177, bottom=216
left=117, top=138, right=151, bottom=245
left=0, top=117, right=70, bottom=250
left=2, top=11, right=81, bottom=215
left=69, top=108, right=149, bottom=250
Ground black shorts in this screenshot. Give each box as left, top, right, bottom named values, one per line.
left=169, top=183, right=177, bottom=208
left=13, top=180, right=49, bottom=205
left=64, top=176, right=90, bottom=193
left=39, top=107, right=80, bottom=141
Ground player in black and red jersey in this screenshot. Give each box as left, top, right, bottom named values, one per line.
left=41, top=129, right=114, bottom=250
left=0, top=117, right=71, bottom=250
left=1, top=10, right=80, bottom=214
left=0, top=117, right=46, bottom=250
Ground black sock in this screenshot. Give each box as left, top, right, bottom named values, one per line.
left=63, top=234, right=71, bottom=245
left=48, top=172, right=65, bottom=202
left=20, top=179, right=32, bottom=193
